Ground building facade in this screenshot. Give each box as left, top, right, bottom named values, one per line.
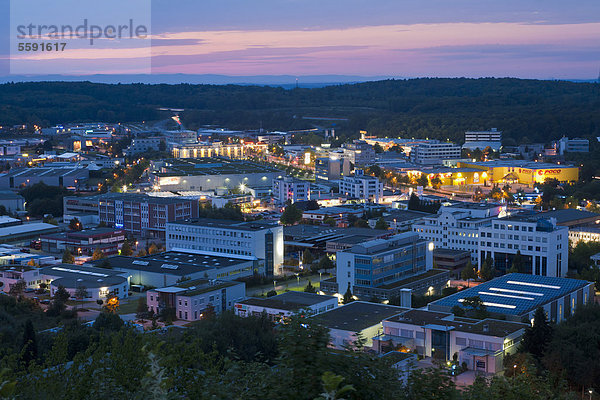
left=166, top=219, right=284, bottom=277
left=40, top=227, right=126, bottom=257
left=339, top=174, right=383, bottom=203
left=272, top=176, right=310, bottom=205
left=342, top=141, right=376, bottom=166
left=235, top=291, right=338, bottom=322
left=410, top=142, right=462, bottom=165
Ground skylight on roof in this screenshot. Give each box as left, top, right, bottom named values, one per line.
left=478, top=291, right=535, bottom=301
left=507, top=280, right=560, bottom=290
left=489, top=288, right=544, bottom=297
left=459, top=299, right=516, bottom=309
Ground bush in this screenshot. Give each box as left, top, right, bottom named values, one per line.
left=266, top=290, right=277, bottom=297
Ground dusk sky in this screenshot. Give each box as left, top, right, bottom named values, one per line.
left=2, top=0, right=600, bottom=80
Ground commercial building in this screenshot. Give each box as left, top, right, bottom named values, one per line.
left=315, top=157, right=351, bottom=182
left=339, top=173, right=383, bottom=203
left=555, top=137, right=589, bottom=154
left=162, top=129, right=198, bottom=144
left=301, top=206, right=364, bottom=224
left=457, top=160, right=579, bottom=186
left=413, top=202, right=504, bottom=263
left=63, top=195, right=101, bottom=225
left=90, top=251, right=258, bottom=288
left=410, top=142, right=462, bottom=165
left=235, top=291, right=338, bottom=322
left=40, top=227, right=126, bottom=257
left=342, top=140, right=376, bottom=166
left=326, top=232, right=450, bottom=300
left=0, top=222, right=60, bottom=243
left=463, top=128, right=502, bottom=152
left=569, top=226, right=600, bottom=246
left=478, top=212, right=568, bottom=277
left=0, top=190, right=25, bottom=213
left=146, top=279, right=245, bottom=321
left=0, top=166, right=89, bottom=189
left=313, top=301, right=408, bottom=349
left=429, top=273, right=595, bottom=323
left=151, top=158, right=282, bottom=191
left=125, top=137, right=163, bottom=156
left=538, top=209, right=600, bottom=228
left=171, top=142, right=245, bottom=159
left=166, top=219, right=283, bottom=277
left=272, top=176, right=310, bottom=205
left=98, top=193, right=199, bottom=239
left=373, top=309, right=526, bottom=374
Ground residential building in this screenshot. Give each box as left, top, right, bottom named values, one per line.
left=98, top=193, right=199, bottom=239
left=313, top=301, right=408, bottom=349
left=555, top=136, right=589, bottom=154
left=429, top=273, right=595, bottom=323
left=373, top=309, right=526, bottom=373
left=235, top=291, right=338, bottom=322
left=478, top=213, right=568, bottom=277
left=413, top=202, right=504, bottom=263
left=89, top=251, right=258, bottom=288
left=166, top=219, right=284, bottom=277
left=410, top=142, right=462, bottom=165
left=339, top=173, right=383, bottom=203
left=151, top=158, right=282, bottom=191
left=326, top=232, right=451, bottom=300
left=146, top=279, right=245, bottom=321
left=342, top=140, right=376, bottom=166
left=40, top=227, right=126, bottom=257
left=273, top=176, right=310, bottom=205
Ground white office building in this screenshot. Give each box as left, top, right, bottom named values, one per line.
left=339, top=173, right=383, bottom=203
left=272, top=176, right=310, bottom=205
left=478, top=213, right=568, bottom=277
left=413, top=202, right=504, bottom=263
left=342, top=140, right=376, bottom=166
left=410, top=142, right=462, bottom=165
left=125, top=137, right=163, bottom=155
left=463, top=128, right=502, bottom=151
left=555, top=137, right=589, bottom=154
left=166, top=219, right=284, bottom=277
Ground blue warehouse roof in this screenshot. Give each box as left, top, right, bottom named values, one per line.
left=429, top=273, right=591, bottom=316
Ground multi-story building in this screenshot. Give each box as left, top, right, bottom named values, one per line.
left=63, top=194, right=101, bottom=225
left=478, top=213, right=568, bottom=277
left=569, top=226, right=600, bottom=246
left=463, top=128, right=502, bottom=151
left=162, top=129, right=198, bottom=144
left=555, top=136, right=589, bottom=154
left=166, top=219, right=284, bottom=277
left=331, top=232, right=447, bottom=300
left=40, top=227, right=126, bottom=257
left=98, top=193, right=198, bottom=239
left=125, top=137, right=163, bottom=156
left=272, top=176, right=310, bottom=205
left=147, top=279, right=246, bottom=321
left=342, top=140, right=376, bottom=166
left=413, top=202, right=504, bottom=263
left=338, top=173, right=383, bottom=203
left=410, top=142, right=462, bottom=165
left=373, top=309, right=526, bottom=373
left=171, top=142, right=245, bottom=159
left=315, top=157, right=351, bottom=182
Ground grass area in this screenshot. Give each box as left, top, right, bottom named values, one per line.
left=116, top=298, right=140, bottom=315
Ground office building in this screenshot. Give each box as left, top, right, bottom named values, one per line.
left=555, top=137, right=589, bottom=154
left=569, top=226, right=600, bottom=246
left=166, top=219, right=284, bottom=277
left=326, top=232, right=450, bottom=300
left=171, top=142, right=245, bottom=159
left=342, top=140, right=376, bottom=166
left=429, top=273, right=595, bottom=323
left=301, top=206, right=364, bottom=224
left=413, top=202, right=504, bottom=263
left=272, top=176, right=310, bottom=205
left=151, top=158, right=282, bottom=191
left=315, top=157, right=351, bottom=182
left=339, top=173, right=383, bottom=203
left=373, top=309, right=526, bottom=373
left=147, top=279, right=245, bottom=321
left=478, top=213, right=568, bottom=277
left=538, top=209, right=600, bottom=228
left=235, top=291, right=338, bottom=322
left=463, top=128, right=502, bottom=151
left=63, top=195, right=101, bottom=225
left=40, top=227, right=126, bottom=257
left=98, top=193, right=199, bottom=239
left=125, top=137, right=163, bottom=156
left=410, top=142, right=462, bottom=165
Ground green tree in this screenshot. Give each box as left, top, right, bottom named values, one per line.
left=302, top=250, right=314, bottom=265
left=462, top=296, right=488, bottom=319
left=120, top=240, right=133, bottom=256
left=21, top=319, right=37, bottom=366
left=510, top=251, right=524, bottom=273
left=8, top=280, right=26, bottom=297
left=318, top=255, right=335, bottom=271
left=374, top=217, right=389, bottom=230
left=479, top=256, right=496, bottom=281
left=91, top=247, right=105, bottom=260
left=93, top=311, right=124, bottom=331
left=304, top=280, right=317, bottom=293
left=520, top=307, right=553, bottom=360
left=136, top=297, right=148, bottom=320
left=417, top=174, right=429, bottom=188
left=62, top=249, right=75, bottom=264
left=315, top=372, right=355, bottom=400
left=322, top=217, right=337, bottom=226
left=280, top=204, right=303, bottom=225
left=342, top=286, right=354, bottom=304
left=69, top=217, right=83, bottom=231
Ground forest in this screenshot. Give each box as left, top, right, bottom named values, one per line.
left=0, top=78, right=599, bottom=144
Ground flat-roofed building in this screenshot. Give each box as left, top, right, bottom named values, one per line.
left=166, top=219, right=283, bottom=277
left=569, top=226, right=600, bottom=246
left=147, top=279, right=245, bottom=321
left=235, top=291, right=338, bottom=322
left=273, top=176, right=310, bottom=205
left=0, top=166, right=88, bottom=189
left=410, top=142, right=462, bottom=165
left=40, top=227, right=126, bottom=257
left=428, top=273, right=594, bottom=323
left=339, top=174, right=383, bottom=203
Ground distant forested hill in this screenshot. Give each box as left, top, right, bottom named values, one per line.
left=0, top=78, right=599, bottom=144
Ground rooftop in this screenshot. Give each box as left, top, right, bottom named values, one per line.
left=313, top=301, right=407, bottom=332
left=154, top=157, right=282, bottom=177
left=169, top=218, right=279, bottom=231
left=538, top=209, right=600, bottom=225
left=347, top=232, right=422, bottom=255
left=40, top=264, right=127, bottom=288
left=98, top=193, right=195, bottom=205
left=237, top=291, right=337, bottom=311
left=429, top=273, right=591, bottom=316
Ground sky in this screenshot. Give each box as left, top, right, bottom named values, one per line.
left=1, top=0, right=600, bottom=80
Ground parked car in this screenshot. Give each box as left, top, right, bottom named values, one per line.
left=40, top=299, right=50, bottom=305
